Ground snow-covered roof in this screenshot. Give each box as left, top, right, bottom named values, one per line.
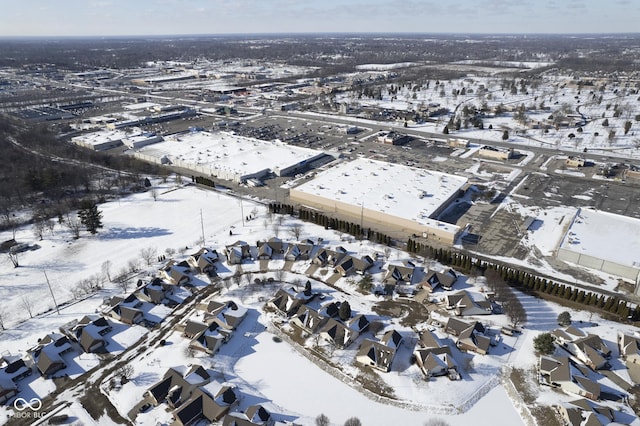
left=71, top=129, right=127, bottom=147
left=560, top=208, right=640, bottom=271
left=138, top=131, right=326, bottom=179
left=293, top=158, right=467, bottom=226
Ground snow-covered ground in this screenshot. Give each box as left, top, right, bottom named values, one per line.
left=0, top=180, right=638, bottom=425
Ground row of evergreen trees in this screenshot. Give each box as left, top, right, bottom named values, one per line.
left=269, top=203, right=395, bottom=245
left=407, top=238, right=639, bottom=322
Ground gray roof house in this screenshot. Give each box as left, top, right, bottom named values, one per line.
left=27, top=333, right=74, bottom=378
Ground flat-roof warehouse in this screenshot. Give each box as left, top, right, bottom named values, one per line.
left=290, top=158, right=468, bottom=244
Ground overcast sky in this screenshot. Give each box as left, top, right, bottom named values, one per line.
left=0, top=0, right=638, bottom=37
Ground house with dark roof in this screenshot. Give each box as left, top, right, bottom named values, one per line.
left=445, top=317, right=484, bottom=337
left=222, top=405, right=275, bottom=426
left=456, top=324, right=491, bottom=355
left=422, top=269, right=457, bottom=292
left=444, top=290, right=492, bottom=316
left=334, top=255, right=374, bottom=277
left=557, top=398, right=630, bottom=426
left=348, top=314, right=370, bottom=335
left=552, top=326, right=611, bottom=370
left=70, top=315, right=113, bottom=353
left=312, top=249, right=347, bottom=268
left=265, top=288, right=312, bottom=317
left=290, top=305, right=328, bottom=334
left=320, top=318, right=357, bottom=349
left=539, top=355, right=600, bottom=401
left=355, top=330, right=403, bottom=372
left=284, top=242, right=313, bottom=261
left=257, top=244, right=273, bottom=260
left=172, top=385, right=239, bottom=426
left=27, top=333, right=74, bottom=378
left=145, top=365, right=211, bottom=407
left=0, top=355, right=32, bottom=383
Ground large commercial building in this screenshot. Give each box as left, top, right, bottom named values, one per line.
left=290, top=158, right=467, bottom=244
left=557, top=208, right=640, bottom=290
left=134, top=131, right=331, bottom=183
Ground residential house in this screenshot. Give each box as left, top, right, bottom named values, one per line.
left=160, top=260, right=191, bottom=286
left=103, top=294, right=144, bottom=325
left=619, top=333, right=640, bottom=364
left=222, top=405, right=275, bottom=426
left=189, top=323, right=229, bottom=355
left=312, top=249, right=347, bottom=268
left=64, top=315, right=113, bottom=353
left=290, top=305, right=328, bottom=334
left=202, top=300, right=247, bottom=331
left=226, top=241, right=251, bottom=264
left=445, top=318, right=485, bottom=337
left=553, top=326, right=611, bottom=370
left=348, top=314, right=370, bottom=335
left=334, top=255, right=374, bottom=277
left=421, top=269, right=457, bottom=292
left=257, top=238, right=286, bottom=257
left=539, top=356, right=600, bottom=401
left=256, top=244, right=273, bottom=260
left=0, top=377, right=17, bottom=405
left=145, top=365, right=211, bottom=407
left=319, top=301, right=341, bottom=318
left=444, top=290, right=492, bottom=316
left=413, top=331, right=458, bottom=378
left=284, top=243, right=313, bottom=261
left=27, top=333, right=74, bottom=378
left=183, top=320, right=209, bottom=339
left=172, top=385, right=239, bottom=425
left=136, top=278, right=171, bottom=305
left=265, top=288, right=312, bottom=317
left=0, top=355, right=32, bottom=382
left=188, top=248, right=219, bottom=274
left=320, top=318, right=357, bottom=349
left=557, top=399, right=628, bottom=426
left=456, top=324, right=491, bottom=355
left=355, top=330, right=404, bottom=372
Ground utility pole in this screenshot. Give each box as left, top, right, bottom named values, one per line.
left=200, top=209, right=206, bottom=247
left=240, top=198, right=245, bottom=227
left=43, top=270, right=60, bottom=315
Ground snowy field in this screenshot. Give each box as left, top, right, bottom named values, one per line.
left=0, top=181, right=638, bottom=425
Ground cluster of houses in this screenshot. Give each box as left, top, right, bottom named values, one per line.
left=178, top=299, right=248, bottom=356
left=141, top=364, right=276, bottom=426
left=539, top=326, right=614, bottom=402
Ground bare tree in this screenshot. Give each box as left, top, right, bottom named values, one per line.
left=289, top=223, right=303, bottom=240
left=32, top=220, right=46, bottom=241
left=272, top=223, right=280, bottom=238
left=45, top=220, right=56, bottom=236
left=344, top=417, right=362, bottom=426
left=244, top=271, right=253, bottom=286
left=384, top=247, right=392, bottom=260
left=0, top=209, right=17, bottom=239
left=128, top=259, right=140, bottom=273
left=315, top=414, right=330, bottom=426
left=65, top=213, right=81, bottom=239
left=116, top=365, right=134, bottom=383
left=232, top=268, right=243, bottom=287
left=7, top=251, right=19, bottom=268
left=274, top=268, right=286, bottom=283
left=150, top=187, right=159, bottom=201
left=102, top=260, right=113, bottom=282
left=140, top=247, right=157, bottom=266
left=424, top=419, right=451, bottom=426
left=0, top=307, right=6, bottom=330
left=21, top=295, right=34, bottom=318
